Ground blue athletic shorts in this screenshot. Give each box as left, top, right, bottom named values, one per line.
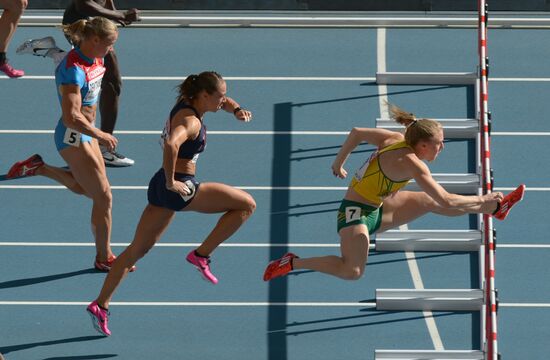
left=54, top=118, right=93, bottom=151
left=147, top=168, right=200, bottom=211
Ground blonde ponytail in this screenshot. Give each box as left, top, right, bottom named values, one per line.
left=62, top=17, right=117, bottom=45
left=387, top=102, right=442, bottom=147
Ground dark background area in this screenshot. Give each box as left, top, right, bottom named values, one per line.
left=25, top=0, right=550, bottom=11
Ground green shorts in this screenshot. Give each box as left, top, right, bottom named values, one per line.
left=336, top=199, right=383, bottom=235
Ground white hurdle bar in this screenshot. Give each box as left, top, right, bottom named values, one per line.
left=375, top=349, right=484, bottom=360
left=376, top=72, right=477, bottom=85
left=376, top=118, right=479, bottom=139
left=408, top=173, right=479, bottom=194
left=376, top=289, right=483, bottom=311
left=375, top=229, right=482, bottom=252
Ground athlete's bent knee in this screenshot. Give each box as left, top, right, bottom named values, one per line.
left=340, top=266, right=364, bottom=281
left=244, top=195, right=256, bottom=213
left=240, top=195, right=256, bottom=218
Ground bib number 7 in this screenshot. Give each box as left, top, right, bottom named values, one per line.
left=345, top=206, right=361, bottom=223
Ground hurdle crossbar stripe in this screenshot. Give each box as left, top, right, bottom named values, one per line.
left=478, top=1, right=498, bottom=359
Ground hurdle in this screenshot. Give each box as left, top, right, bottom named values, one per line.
left=373, top=1, right=498, bottom=359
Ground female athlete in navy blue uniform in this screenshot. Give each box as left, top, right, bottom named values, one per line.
left=87, top=71, right=256, bottom=336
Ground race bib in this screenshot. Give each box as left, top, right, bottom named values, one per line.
left=83, top=76, right=103, bottom=103
left=354, top=150, right=378, bottom=180
left=345, top=206, right=361, bottom=223
left=191, top=153, right=200, bottom=163
left=179, top=180, right=196, bottom=202
left=159, top=118, right=170, bottom=149
left=63, top=128, right=81, bottom=147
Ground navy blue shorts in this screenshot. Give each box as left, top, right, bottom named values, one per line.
left=147, top=168, right=200, bottom=211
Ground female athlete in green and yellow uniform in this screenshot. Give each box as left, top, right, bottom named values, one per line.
left=264, top=103, right=525, bottom=281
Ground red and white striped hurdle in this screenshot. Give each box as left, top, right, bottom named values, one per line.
left=478, top=1, right=498, bottom=360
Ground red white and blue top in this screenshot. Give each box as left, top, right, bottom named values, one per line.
left=55, top=47, right=105, bottom=106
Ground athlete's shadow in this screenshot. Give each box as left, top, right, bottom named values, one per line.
left=284, top=308, right=457, bottom=336
left=0, top=336, right=107, bottom=355
left=291, top=143, right=375, bottom=162
left=42, top=355, right=118, bottom=360
left=0, top=268, right=97, bottom=289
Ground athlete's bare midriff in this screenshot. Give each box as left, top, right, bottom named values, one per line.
left=81, top=105, right=97, bottom=124
left=174, top=159, right=196, bottom=175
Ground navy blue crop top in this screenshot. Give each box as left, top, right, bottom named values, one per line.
left=160, top=102, right=207, bottom=163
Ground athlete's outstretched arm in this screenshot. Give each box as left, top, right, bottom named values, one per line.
left=331, top=127, right=401, bottom=178
left=410, top=156, right=503, bottom=209
left=74, top=0, right=139, bottom=26
left=222, top=96, right=252, bottom=122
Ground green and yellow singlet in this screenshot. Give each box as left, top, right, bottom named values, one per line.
left=349, top=140, right=413, bottom=207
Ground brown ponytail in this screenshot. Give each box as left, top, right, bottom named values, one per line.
left=177, top=71, right=224, bottom=103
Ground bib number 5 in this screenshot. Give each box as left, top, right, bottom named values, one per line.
left=63, top=128, right=81, bottom=147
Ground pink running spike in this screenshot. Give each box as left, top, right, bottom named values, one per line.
left=0, top=62, right=24, bottom=78
left=186, top=250, right=218, bottom=284
left=86, top=300, right=111, bottom=336
left=493, top=184, right=526, bottom=221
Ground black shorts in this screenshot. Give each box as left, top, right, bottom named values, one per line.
left=147, top=168, right=200, bottom=211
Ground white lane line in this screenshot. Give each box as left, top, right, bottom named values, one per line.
left=0, top=185, right=348, bottom=190
left=404, top=250, right=444, bottom=350
left=0, top=75, right=375, bottom=81
left=498, top=244, right=550, bottom=249
left=378, top=26, right=444, bottom=351
left=2, top=130, right=550, bottom=136
left=492, top=132, right=550, bottom=136
left=1, top=242, right=544, bottom=249
left=2, top=185, right=548, bottom=192
left=0, top=301, right=376, bottom=307
left=500, top=303, right=550, bottom=308
left=0, top=130, right=349, bottom=135
left=5, top=75, right=550, bottom=82
left=0, top=242, right=343, bottom=248
left=490, top=78, right=550, bottom=82
left=494, top=187, right=550, bottom=191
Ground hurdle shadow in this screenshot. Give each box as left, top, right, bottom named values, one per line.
left=293, top=84, right=465, bottom=108
left=283, top=309, right=458, bottom=336
left=0, top=268, right=97, bottom=289
left=267, top=102, right=292, bottom=360
left=42, top=355, right=118, bottom=360
left=0, top=335, right=106, bottom=355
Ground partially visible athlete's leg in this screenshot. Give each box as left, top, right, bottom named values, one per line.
left=378, top=191, right=498, bottom=232
left=293, top=224, right=370, bottom=280
left=96, top=204, right=175, bottom=308
left=60, top=140, right=114, bottom=263
left=0, top=0, right=27, bottom=77
left=184, top=182, right=256, bottom=255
